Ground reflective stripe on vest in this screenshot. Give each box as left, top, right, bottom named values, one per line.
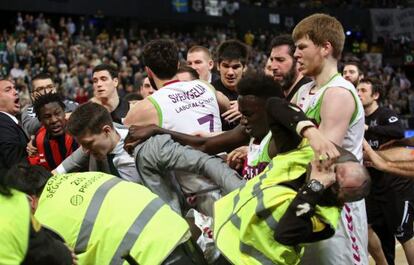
left=75, top=177, right=121, bottom=253
left=228, top=169, right=281, bottom=264
left=214, top=143, right=339, bottom=264
left=0, top=190, right=30, bottom=264
left=110, top=197, right=164, bottom=265
left=36, top=172, right=190, bottom=265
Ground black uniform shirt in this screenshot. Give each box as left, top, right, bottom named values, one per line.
left=365, top=106, right=414, bottom=200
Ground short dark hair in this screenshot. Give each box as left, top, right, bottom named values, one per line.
left=216, top=40, right=249, bottom=66
left=5, top=162, right=52, bottom=197
left=32, top=72, right=54, bottom=84
left=92, top=64, right=119, bottom=79
left=67, top=102, right=113, bottom=137
left=237, top=72, right=284, bottom=99
left=344, top=61, right=364, bottom=76
left=124, top=92, right=143, bottom=102
left=142, top=39, right=179, bottom=79
left=270, top=34, right=296, bottom=58
left=33, top=92, right=65, bottom=121
left=359, top=77, right=383, bottom=99
left=177, top=65, right=200, bottom=80
left=31, top=73, right=55, bottom=94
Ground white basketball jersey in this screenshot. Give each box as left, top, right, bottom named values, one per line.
left=296, top=75, right=368, bottom=265
left=149, top=80, right=222, bottom=134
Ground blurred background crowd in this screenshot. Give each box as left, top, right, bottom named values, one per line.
left=0, top=0, right=413, bottom=125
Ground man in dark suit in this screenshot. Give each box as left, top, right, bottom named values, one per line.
left=0, top=79, right=28, bottom=177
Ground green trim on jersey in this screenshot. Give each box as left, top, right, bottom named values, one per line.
left=249, top=132, right=272, bottom=166
left=305, top=75, right=359, bottom=125
left=147, top=96, right=163, bottom=127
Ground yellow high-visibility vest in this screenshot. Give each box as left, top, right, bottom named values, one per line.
left=0, top=189, right=31, bottom=264
left=214, top=143, right=340, bottom=265
left=36, top=172, right=190, bottom=265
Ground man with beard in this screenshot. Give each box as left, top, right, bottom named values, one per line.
left=124, top=73, right=337, bottom=179
left=343, top=61, right=364, bottom=87
left=0, top=79, right=28, bottom=178
left=124, top=35, right=325, bottom=163
left=268, top=34, right=310, bottom=102
left=28, top=92, right=78, bottom=171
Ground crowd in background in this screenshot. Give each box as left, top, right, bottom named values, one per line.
left=241, top=0, right=411, bottom=8
left=0, top=11, right=413, bottom=117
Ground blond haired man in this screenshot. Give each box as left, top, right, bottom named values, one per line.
left=292, top=13, right=368, bottom=265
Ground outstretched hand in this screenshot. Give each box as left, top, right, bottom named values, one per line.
left=124, top=124, right=160, bottom=155
left=227, top=146, right=248, bottom=170
left=221, top=100, right=242, bottom=123
left=363, top=140, right=387, bottom=171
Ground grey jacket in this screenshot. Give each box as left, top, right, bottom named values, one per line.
left=57, top=133, right=243, bottom=214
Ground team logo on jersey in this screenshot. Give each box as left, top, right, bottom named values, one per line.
left=388, top=116, right=398, bottom=123
left=368, top=139, right=379, bottom=149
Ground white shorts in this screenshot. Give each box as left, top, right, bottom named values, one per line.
left=299, top=199, right=368, bottom=265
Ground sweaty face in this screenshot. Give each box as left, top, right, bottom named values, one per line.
left=93, top=70, right=118, bottom=100
left=32, top=78, right=56, bottom=100
left=75, top=130, right=114, bottom=161
left=187, top=51, right=213, bottom=82
left=0, top=80, right=20, bottom=115
left=294, top=36, right=324, bottom=77
left=139, top=77, right=154, bottom=98
left=218, top=60, right=245, bottom=91
left=343, top=65, right=360, bottom=86
left=39, top=102, right=66, bottom=137
left=357, top=82, right=378, bottom=108
left=269, top=45, right=297, bottom=91
left=238, top=95, right=268, bottom=140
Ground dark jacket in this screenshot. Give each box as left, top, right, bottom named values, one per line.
left=0, top=112, right=29, bottom=177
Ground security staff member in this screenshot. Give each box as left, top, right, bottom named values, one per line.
left=213, top=98, right=371, bottom=265
left=0, top=164, right=73, bottom=265
left=7, top=163, right=205, bottom=265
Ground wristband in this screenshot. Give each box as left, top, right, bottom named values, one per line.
left=296, top=120, right=316, bottom=137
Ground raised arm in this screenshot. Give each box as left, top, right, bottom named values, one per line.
left=265, top=97, right=339, bottom=159
left=364, top=141, right=414, bottom=178
left=319, top=87, right=355, bottom=145
left=124, top=124, right=249, bottom=155
left=123, top=98, right=158, bottom=127
left=136, top=134, right=244, bottom=194
left=215, top=90, right=231, bottom=114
